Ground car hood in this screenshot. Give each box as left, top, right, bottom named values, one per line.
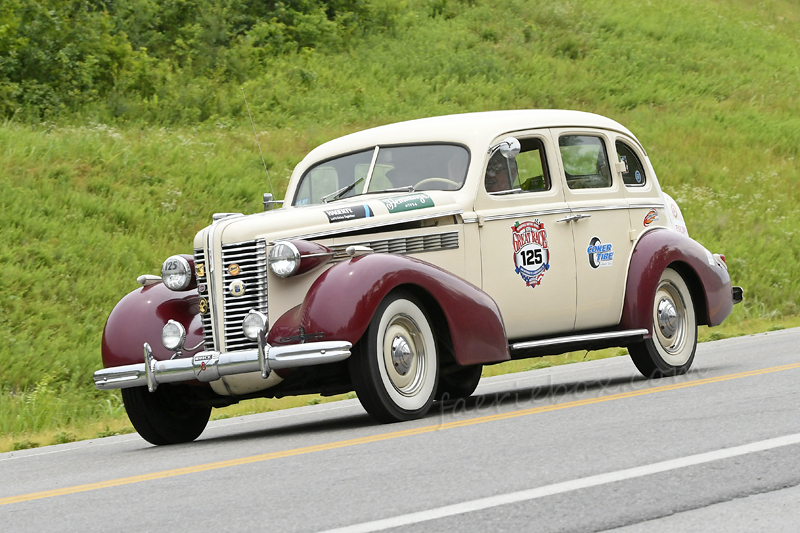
left=195, top=191, right=466, bottom=248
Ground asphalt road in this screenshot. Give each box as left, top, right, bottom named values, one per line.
left=2, top=328, right=799, bottom=532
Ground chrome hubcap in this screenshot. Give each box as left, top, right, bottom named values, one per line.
left=653, top=281, right=687, bottom=356
left=382, top=313, right=426, bottom=397
left=391, top=335, right=413, bottom=376
left=657, top=298, right=679, bottom=339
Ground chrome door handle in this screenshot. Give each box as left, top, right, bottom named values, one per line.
left=556, top=214, right=592, bottom=223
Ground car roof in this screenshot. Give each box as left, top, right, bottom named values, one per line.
left=299, top=110, right=638, bottom=167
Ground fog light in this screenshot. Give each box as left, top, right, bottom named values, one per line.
left=242, top=310, right=268, bottom=341
left=161, top=319, right=186, bottom=351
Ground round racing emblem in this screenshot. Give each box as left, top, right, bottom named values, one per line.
left=512, top=219, right=550, bottom=288
left=228, top=263, right=241, bottom=276
left=229, top=280, right=246, bottom=297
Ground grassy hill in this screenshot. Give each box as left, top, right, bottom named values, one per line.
left=1, top=0, right=799, bottom=449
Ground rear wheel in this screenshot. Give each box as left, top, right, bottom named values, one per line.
left=350, top=291, right=438, bottom=423
left=435, top=364, right=482, bottom=401
left=121, top=384, right=211, bottom=445
left=629, top=267, right=697, bottom=378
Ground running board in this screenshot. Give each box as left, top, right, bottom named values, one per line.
left=509, top=329, right=649, bottom=359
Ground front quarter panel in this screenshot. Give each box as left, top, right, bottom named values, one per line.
left=267, top=254, right=510, bottom=366
left=101, top=282, right=204, bottom=369
left=620, top=229, right=733, bottom=334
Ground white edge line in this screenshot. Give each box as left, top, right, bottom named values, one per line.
left=318, top=433, right=800, bottom=533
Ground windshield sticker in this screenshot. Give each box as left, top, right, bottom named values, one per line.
left=587, top=237, right=614, bottom=268
left=643, top=208, right=659, bottom=227
left=512, top=220, right=550, bottom=288
left=381, top=193, right=434, bottom=213
left=324, top=204, right=373, bottom=223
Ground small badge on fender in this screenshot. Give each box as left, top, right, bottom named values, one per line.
left=643, top=208, right=659, bottom=227
left=512, top=219, right=550, bottom=288
left=228, top=263, right=241, bottom=276
left=229, top=280, right=246, bottom=297
left=199, top=298, right=209, bottom=314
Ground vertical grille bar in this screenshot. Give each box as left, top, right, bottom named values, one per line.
left=194, top=248, right=215, bottom=350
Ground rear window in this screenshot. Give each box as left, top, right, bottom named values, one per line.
left=559, top=135, right=612, bottom=189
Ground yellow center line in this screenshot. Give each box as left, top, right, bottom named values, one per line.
left=3, top=361, right=800, bottom=506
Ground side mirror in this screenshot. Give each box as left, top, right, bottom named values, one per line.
left=263, top=193, right=284, bottom=211
left=488, top=137, right=521, bottom=160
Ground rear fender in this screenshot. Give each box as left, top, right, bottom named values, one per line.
left=101, top=282, right=204, bottom=369
left=620, top=228, right=733, bottom=334
left=267, top=254, right=510, bottom=365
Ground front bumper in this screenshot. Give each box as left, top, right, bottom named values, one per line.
left=93, top=339, right=353, bottom=392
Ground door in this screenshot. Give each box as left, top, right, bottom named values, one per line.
left=476, top=131, right=576, bottom=340
left=551, top=128, right=634, bottom=331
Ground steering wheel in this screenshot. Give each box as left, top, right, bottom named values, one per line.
left=414, top=177, right=461, bottom=191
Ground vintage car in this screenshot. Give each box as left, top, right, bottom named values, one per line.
left=94, top=110, right=743, bottom=445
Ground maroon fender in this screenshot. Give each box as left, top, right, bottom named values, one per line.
left=619, top=228, right=733, bottom=334
left=267, top=254, right=510, bottom=366
left=101, top=282, right=204, bottom=369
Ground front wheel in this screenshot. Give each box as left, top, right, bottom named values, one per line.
left=121, top=385, right=211, bottom=445
left=629, top=267, right=697, bottom=378
left=350, top=291, right=438, bottom=423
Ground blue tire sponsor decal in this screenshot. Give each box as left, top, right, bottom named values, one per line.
left=587, top=236, right=614, bottom=268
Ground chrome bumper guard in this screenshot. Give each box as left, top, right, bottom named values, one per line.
left=93, top=337, right=353, bottom=392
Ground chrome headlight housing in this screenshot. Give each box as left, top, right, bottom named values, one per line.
left=268, top=242, right=301, bottom=278
left=161, top=319, right=187, bottom=351
left=242, top=310, right=269, bottom=341
left=161, top=255, right=192, bottom=290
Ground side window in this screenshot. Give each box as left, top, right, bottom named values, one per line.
left=615, top=141, right=646, bottom=186
left=558, top=135, right=611, bottom=189
left=485, top=138, right=550, bottom=194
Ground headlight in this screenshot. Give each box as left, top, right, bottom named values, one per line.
left=242, top=310, right=268, bottom=341
left=161, top=319, right=186, bottom=351
left=269, top=242, right=301, bottom=278
left=161, top=255, right=193, bottom=290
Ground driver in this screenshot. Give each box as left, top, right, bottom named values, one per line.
left=485, top=152, right=512, bottom=192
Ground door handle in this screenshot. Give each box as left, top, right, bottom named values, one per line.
left=556, top=213, right=592, bottom=223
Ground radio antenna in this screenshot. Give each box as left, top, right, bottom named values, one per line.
left=241, top=87, right=274, bottom=196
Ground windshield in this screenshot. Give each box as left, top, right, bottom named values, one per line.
left=293, top=144, right=469, bottom=206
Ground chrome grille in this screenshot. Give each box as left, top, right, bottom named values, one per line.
left=194, top=248, right=214, bottom=350
left=329, top=231, right=458, bottom=258
left=221, top=239, right=268, bottom=352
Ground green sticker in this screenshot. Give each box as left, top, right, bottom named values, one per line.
left=381, top=193, right=435, bottom=213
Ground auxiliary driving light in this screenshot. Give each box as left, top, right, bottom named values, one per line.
left=161, top=319, right=187, bottom=351
left=242, top=310, right=268, bottom=341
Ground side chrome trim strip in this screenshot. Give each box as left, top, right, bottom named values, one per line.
left=567, top=204, right=629, bottom=213
left=628, top=203, right=665, bottom=209
left=510, top=329, right=649, bottom=351
left=278, top=209, right=464, bottom=241
left=483, top=207, right=571, bottom=222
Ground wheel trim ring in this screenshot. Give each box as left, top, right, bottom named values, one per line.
left=653, top=281, right=687, bottom=357
left=382, top=313, right=427, bottom=397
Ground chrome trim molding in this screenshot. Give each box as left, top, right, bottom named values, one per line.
left=510, top=329, right=649, bottom=351
left=483, top=208, right=571, bottom=222
left=93, top=339, right=353, bottom=391
left=567, top=205, right=629, bottom=213
left=628, top=203, right=665, bottom=209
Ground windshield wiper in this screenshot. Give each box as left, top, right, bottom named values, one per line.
left=321, top=177, right=365, bottom=203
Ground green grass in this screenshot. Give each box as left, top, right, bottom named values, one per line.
left=1, top=0, right=800, bottom=450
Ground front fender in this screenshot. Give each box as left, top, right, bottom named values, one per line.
left=620, top=229, right=733, bottom=334
left=268, top=254, right=510, bottom=366
left=101, top=282, right=204, bottom=369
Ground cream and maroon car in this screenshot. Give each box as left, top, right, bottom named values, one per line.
left=94, top=110, right=743, bottom=445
